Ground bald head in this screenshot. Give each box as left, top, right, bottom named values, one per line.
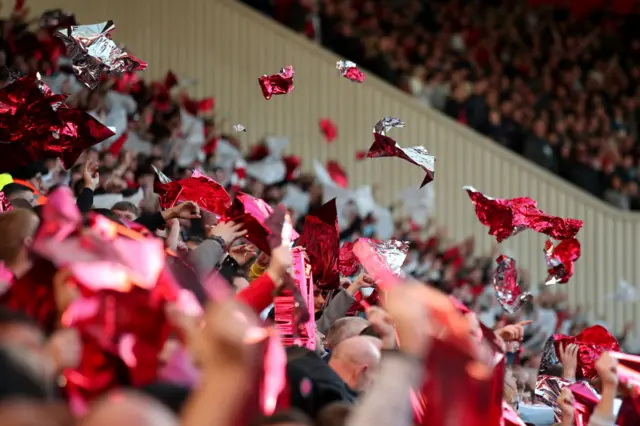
left=0, top=400, right=72, bottom=426
left=325, top=317, right=369, bottom=350
left=329, top=336, right=382, bottom=391
left=79, top=391, right=178, bottom=426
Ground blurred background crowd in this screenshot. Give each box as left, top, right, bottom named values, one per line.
left=0, top=1, right=637, bottom=426
left=251, top=0, right=640, bottom=210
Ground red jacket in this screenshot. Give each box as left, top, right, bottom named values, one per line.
left=235, top=273, right=276, bottom=314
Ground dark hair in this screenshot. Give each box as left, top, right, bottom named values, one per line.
left=251, top=410, right=313, bottom=426
left=111, top=201, right=141, bottom=217
left=0, top=347, right=49, bottom=401
left=2, top=183, right=33, bottom=197
left=10, top=162, right=47, bottom=180
left=139, top=382, right=190, bottom=414
left=91, top=208, right=124, bottom=225
left=359, top=325, right=382, bottom=339
left=0, top=307, right=38, bottom=328
left=8, top=198, right=33, bottom=210
left=315, top=402, right=351, bottom=426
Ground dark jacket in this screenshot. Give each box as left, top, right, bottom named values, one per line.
left=286, top=350, right=356, bottom=418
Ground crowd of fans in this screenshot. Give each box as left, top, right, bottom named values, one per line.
left=0, top=4, right=637, bottom=426
left=256, top=0, right=640, bottom=210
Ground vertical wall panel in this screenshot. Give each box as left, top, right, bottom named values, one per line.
left=27, top=0, right=640, bottom=330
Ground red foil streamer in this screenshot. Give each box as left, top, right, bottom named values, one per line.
left=319, top=118, right=337, bottom=143
left=544, top=238, right=581, bottom=285
left=0, top=74, right=114, bottom=171
left=296, top=199, right=340, bottom=290
left=55, top=21, right=147, bottom=90
left=258, top=66, right=294, bottom=100
left=418, top=319, right=505, bottom=426
left=0, top=260, right=59, bottom=334
left=326, top=160, right=348, bottom=188
left=463, top=186, right=584, bottom=243
left=367, top=132, right=435, bottom=188
left=62, top=279, right=174, bottom=412
left=568, top=382, right=599, bottom=426
left=154, top=168, right=232, bottom=217
left=274, top=247, right=316, bottom=349
left=0, top=192, right=13, bottom=212
left=338, top=241, right=360, bottom=276
left=553, top=325, right=620, bottom=379
left=336, top=60, right=366, bottom=83
left=224, top=192, right=299, bottom=254
left=492, top=255, right=532, bottom=313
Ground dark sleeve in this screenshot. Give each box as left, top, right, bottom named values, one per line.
left=135, top=212, right=166, bottom=232
left=339, top=217, right=362, bottom=241
left=76, top=187, right=94, bottom=213
left=217, top=256, right=241, bottom=284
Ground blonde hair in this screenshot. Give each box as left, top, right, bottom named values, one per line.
left=0, top=209, right=39, bottom=265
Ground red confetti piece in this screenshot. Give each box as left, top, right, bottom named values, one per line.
left=153, top=168, right=232, bottom=218
left=336, top=60, right=366, bottom=83
left=544, top=238, right=581, bottom=285
left=367, top=132, right=435, bottom=188
left=319, top=118, right=337, bottom=142
left=258, top=66, right=294, bottom=100
left=326, top=160, right=348, bottom=188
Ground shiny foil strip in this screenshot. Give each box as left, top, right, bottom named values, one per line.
left=274, top=247, right=316, bottom=349
left=56, top=21, right=147, bottom=89
left=492, top=255, right=531, bottom=313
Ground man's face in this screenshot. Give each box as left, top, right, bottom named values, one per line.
left=9, top=190, right=37, bottom=206
left=112, top=209, right=137, bottom=222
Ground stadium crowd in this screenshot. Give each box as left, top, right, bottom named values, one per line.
left=256, top=0, right=640, bottom=210
left=0, top=3, right=637, bottom=426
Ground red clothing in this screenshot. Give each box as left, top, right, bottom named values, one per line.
left=235, top=273, right=276, bottom=314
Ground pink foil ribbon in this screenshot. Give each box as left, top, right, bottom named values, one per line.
left=261, top=332, right=287, bottom=415
left=274, top=247, right=315, bottom=349
left=544, top=238, right=581, bottom=285
left=492, top=255, right=532, bottom=313
left=352, top=238, right=409, bottom=281
left=609, top=351, right=640, bottom=417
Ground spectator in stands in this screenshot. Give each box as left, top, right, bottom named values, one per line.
left=266, top=0, right=640, bottom=211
